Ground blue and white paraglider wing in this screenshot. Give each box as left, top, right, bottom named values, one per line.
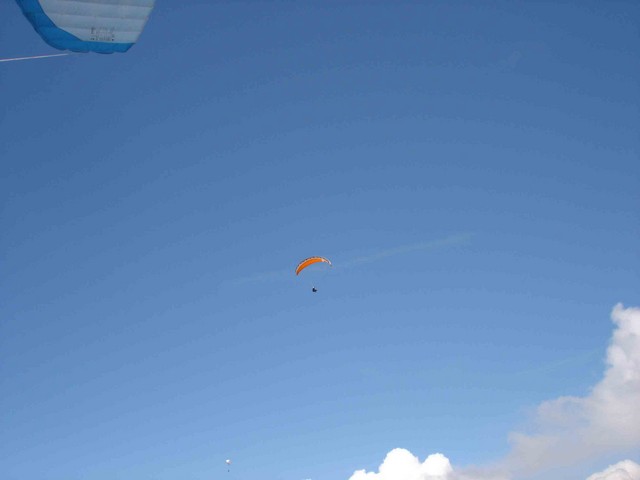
left=15, top=0, right=155, bottom=53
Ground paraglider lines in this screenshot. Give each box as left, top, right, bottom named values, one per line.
left=0, top=53, right=70, bottom=63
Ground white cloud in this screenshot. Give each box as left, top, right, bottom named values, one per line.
left=586, top=460, right=640, bottom=480
left=348, top=304, right=640, bottom=480
left=349, top=449, right=453, bottom=480
left=503, top=304, right=640, bottom=476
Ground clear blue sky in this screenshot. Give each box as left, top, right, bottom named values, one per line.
left=1, top=2, right=638, bottom=479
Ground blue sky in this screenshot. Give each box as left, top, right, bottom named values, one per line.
left=1, top=2, right=638, bottom=479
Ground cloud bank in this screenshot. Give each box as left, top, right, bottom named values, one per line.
left=504, top=303, right=640, bottom=476
left=586, top=461, right=640, bottom=480
left=348, top=304, right=640, bottom=480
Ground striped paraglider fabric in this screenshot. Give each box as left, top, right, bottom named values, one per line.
left=295, top=257, right=332, bottom=275
left=15, top=0, right=155, bottom=53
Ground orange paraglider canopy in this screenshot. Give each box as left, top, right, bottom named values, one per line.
left=295, top=256, right=332, bottom=275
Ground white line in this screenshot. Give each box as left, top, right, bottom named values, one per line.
left=231, top=234, right=472, bottom=285
left=342, top=233, right=473, bottom=268
left=0, top=53, right=70, bottom=63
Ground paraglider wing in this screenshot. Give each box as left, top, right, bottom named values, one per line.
left=295, top=257, right=332, bottom=275
left=15, top=0, right=156, bottom=53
